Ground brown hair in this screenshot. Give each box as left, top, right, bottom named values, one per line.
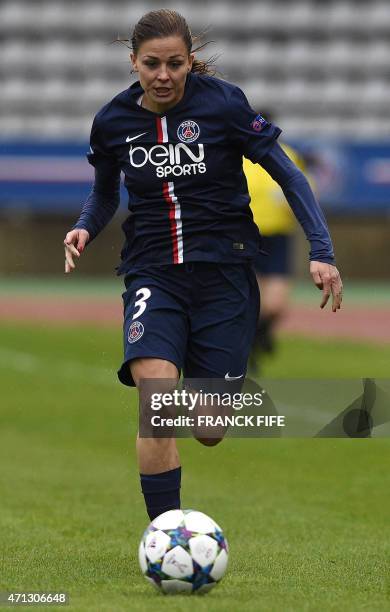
left=119, top=9, right=217, bottom=76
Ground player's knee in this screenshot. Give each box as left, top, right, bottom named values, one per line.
left=137, top=434, right=178, bottom=453
left=130, top=357, right=179, bottom=388
left=195, top=437, right=223, bottom=447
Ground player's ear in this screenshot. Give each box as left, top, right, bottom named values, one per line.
left=130, top=52, right=138, bottom=73
left=188, top=53, right=195, bottom=72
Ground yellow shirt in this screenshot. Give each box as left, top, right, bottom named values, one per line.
left=244, top=144, right=305, bottom=236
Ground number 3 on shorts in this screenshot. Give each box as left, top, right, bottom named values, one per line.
left=132, top=288, right=151, bottom=320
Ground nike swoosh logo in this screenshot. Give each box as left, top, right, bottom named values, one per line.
left=225, top=372, right=244, bottom=381
left=126, top=132, right=148, bottom=142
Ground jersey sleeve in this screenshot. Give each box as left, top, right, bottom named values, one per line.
left=72, top=115, right=121, bottom=242
left=87, top=115, right=120, bottom=172
left=227, top=87, right=282, bottom=162
left=260, top=142, right=335, bottom=263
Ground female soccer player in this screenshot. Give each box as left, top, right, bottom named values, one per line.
left=63, top=9, right=343, bottom=520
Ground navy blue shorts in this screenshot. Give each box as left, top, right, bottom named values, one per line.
left=117, top=262, right=260, bottom=387
left=253, top=234, right=293, bottom=276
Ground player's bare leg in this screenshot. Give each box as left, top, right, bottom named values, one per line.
left=130, top=358, right=181, bottom=519
left=135, top=434, right=179, bottom=473
left=195, top=436, right=223, bottom=446
left=182, top=386, right=228, bottom=447
left=132, top=359, right=224, bottom=449
left=130, top=357, right=180, bottom=473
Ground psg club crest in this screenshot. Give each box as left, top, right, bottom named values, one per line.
left=251, top=114, right=268, bottom=132
left=128, top=321, right=144, bottom=344
left=177, top=120, right=200, bottom=143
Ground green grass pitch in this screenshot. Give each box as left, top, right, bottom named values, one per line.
left=0, top=322, right=389, bottom=611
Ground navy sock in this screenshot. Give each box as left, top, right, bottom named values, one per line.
left=140, top=467, right=181, bottom=521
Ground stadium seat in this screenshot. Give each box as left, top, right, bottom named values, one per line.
left=0, top=0, right=389, bottom=138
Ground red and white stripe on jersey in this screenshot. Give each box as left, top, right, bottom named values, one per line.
left=162, top=182, right=183, bottom=264
left=156, top=115, right=183, bottom=264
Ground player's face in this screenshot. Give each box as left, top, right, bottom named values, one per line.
left=131, top=36, right=194, bottom=114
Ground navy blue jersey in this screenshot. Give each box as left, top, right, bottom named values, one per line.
left=87, top=72, right=281, bottom=273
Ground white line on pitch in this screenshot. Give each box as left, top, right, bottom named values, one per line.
left=0, top=347, right=117, bottom=387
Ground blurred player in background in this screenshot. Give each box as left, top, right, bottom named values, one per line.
left=63, top=9, right=342, bottom=521
left=244, top=114, right=308, bottom=373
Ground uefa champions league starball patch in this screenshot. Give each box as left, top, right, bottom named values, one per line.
left=177, top=120, right=200, bottom=143
left=128, top=321, right=144, bottom=343
left=251, top=114, right=268, bottom=132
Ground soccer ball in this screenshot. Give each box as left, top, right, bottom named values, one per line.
left=138, top=509, right=229, bottom=594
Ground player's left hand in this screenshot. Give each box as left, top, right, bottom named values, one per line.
left=310, top=261, right=343, bottom=312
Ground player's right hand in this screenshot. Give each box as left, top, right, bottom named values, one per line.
left=63, top=229, right=90, bottom=273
